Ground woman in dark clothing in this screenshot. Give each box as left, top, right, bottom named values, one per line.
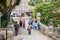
left=14, top=21, right=19, bottom=36
left=19, top=19, right=22, bottom=27
left=15, top=27, right=18, bottom=35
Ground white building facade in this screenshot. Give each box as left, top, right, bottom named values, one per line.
left=11, top=0, right=34, bottom=16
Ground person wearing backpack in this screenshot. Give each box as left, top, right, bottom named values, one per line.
left=14, top=21, right=19, bottom=36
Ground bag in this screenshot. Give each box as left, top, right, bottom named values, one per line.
left=14, top=23, right=19, bottom=28
left=27, top=25, right=31, bottom=30
left=31, top=27, right=32, bottom=29
left=30, top=25, right=32, bottom=29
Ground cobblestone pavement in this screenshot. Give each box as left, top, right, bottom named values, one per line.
left=13, top=17, right=52, bottom=40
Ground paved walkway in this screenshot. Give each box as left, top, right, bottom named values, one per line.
left=13, top=28, right=52, bottom=40
left=13, top=17, right=52, bottom=40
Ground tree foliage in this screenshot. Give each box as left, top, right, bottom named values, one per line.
left=16, top=0, right=21, bottom=5
left=0, top=0, right=6, bottom=6
left=0, top=0, right=21, bottom=28
left=29, top=1, right=34, bottom=6
left=38, top=0, right=43, bottom=4
left=28, top=0, right=43, bottom=6
left=33, top=2, right=60, bottom=27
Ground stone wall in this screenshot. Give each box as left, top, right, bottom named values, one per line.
left=40, top=23, right=60, bottom=40
left=0, top=28, right=14, bottom=40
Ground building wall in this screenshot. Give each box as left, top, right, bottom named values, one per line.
left=11, top=0, right=34, bottom=16
left=11, top=0, right=29, bottom=16
left=20, top=0, right=28, bottom=12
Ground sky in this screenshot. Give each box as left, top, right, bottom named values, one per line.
left=28, top=0, right=30, bottom=1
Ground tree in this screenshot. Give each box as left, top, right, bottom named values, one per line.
left=0, top=0, right=21, bottom=28
left=33, top=2, right=60, bottom=27
left=38, top=0, right=43, bottom=4
left=29, top=1, right=34, bottom=6
left=28, top=0, right=43, bottom=6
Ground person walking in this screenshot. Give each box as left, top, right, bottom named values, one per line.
left=28, top=17, right=34, bottom=25
left=33, top=20, right=38, bottom=30
left=14, top=21, right=19, bottom=36
left=19, top=19, right=23, bottom=27
left=37, top=21, right=40, bottom=30
left=23, top=20, right=25, bottom=28
left=27, top=24, right=32, bottom=35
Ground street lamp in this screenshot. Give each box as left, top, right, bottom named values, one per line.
left=0, top=12, right=3, bottom=27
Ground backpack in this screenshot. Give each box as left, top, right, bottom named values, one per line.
left=29, top=19, right=33, bottom=25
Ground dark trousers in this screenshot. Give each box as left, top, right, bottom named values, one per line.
left=23, top=23, right=25, bottom=28
left=15, top=28, right=18, bottom=35
left=20, top=23, right=22, bottom=27
left=28, top=30, right=31, bottom=35
left=38, top=25, right=40, bottom=30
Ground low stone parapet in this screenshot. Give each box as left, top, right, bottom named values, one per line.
left=0, top=28, right=14, bottom=40
left=40, top=23, right=60, bottom=40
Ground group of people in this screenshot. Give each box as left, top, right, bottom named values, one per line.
left=27, top=17, right=40, bottom=35
left=14, top=19, right=25, bottom=36
left=14, top=17, right=41, bottom=35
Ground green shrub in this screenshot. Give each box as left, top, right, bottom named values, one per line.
left=33, top=2, right=60, bottom=27
left=29, top=1, right=35, bottom=6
